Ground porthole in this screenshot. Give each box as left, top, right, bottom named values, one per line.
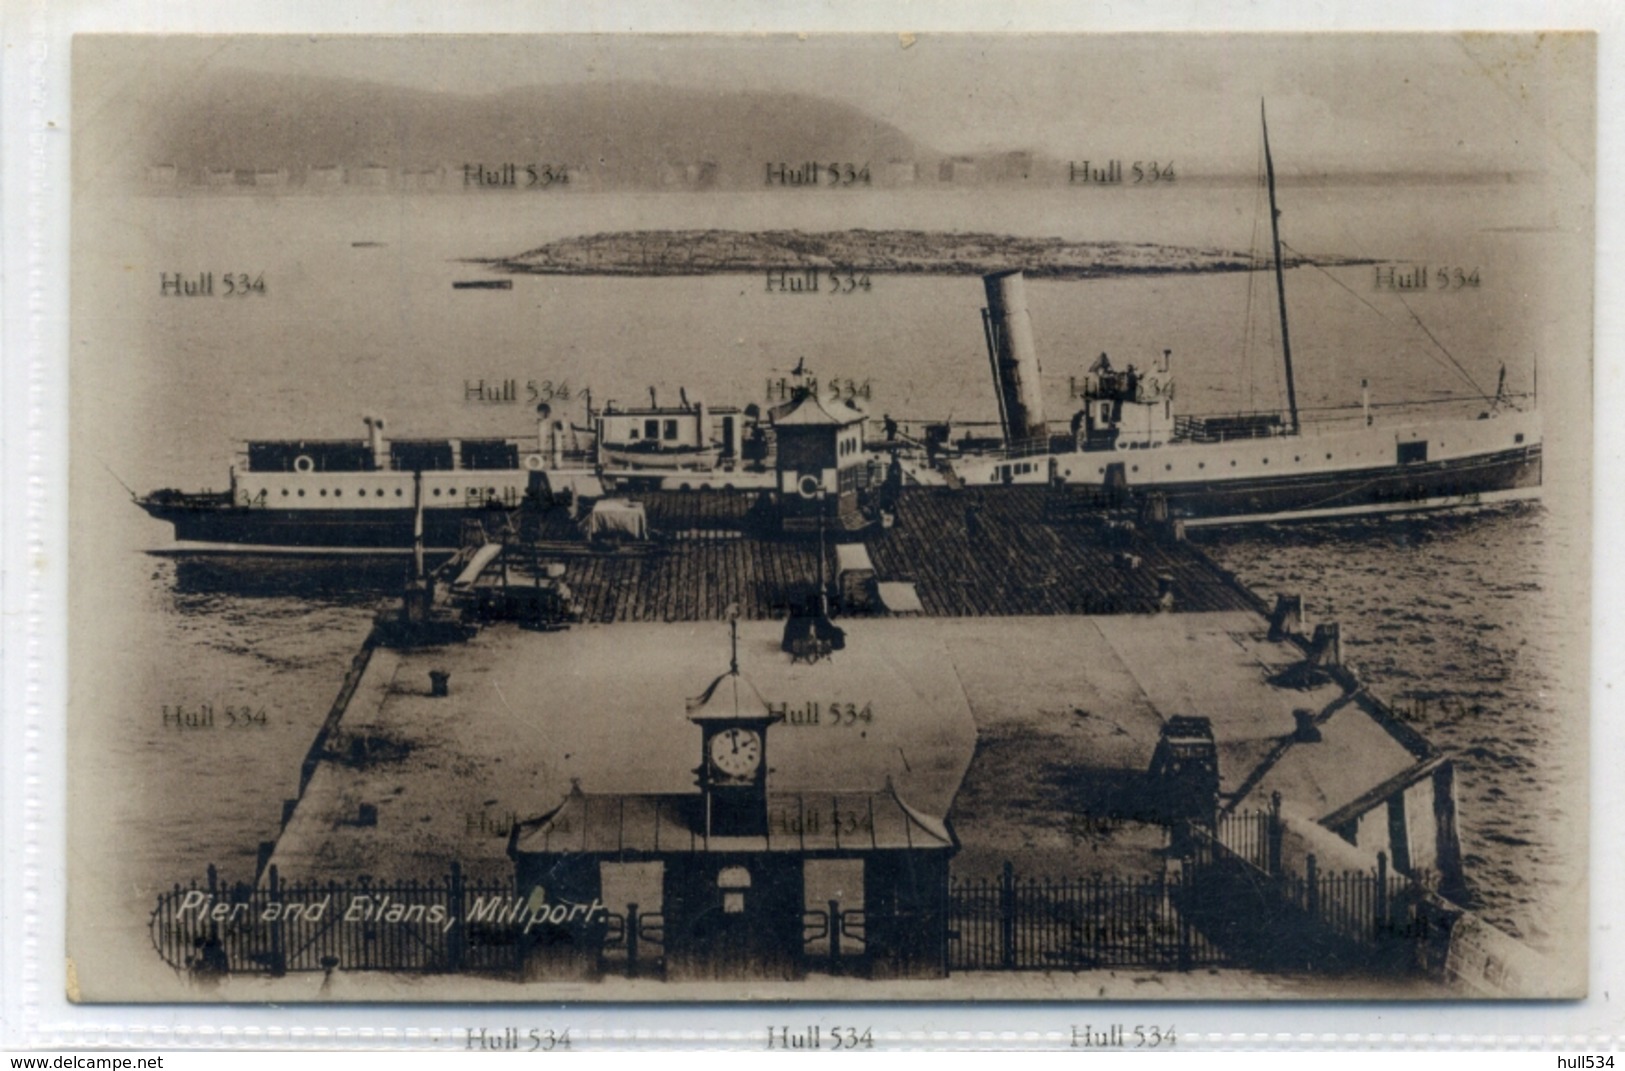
left=433, top=488, right=441, bottom=497
left=1326, top=453, right=1333, bottom=460
left=450, top=488, right=459, bottom=496
left=297, top=490, right=305, bottom=497
left=1165, top=464, right=1172, bottom=471
left=1262, top=458, right=1269, bottom=465
left=1131, top=465, right=1139, bottom=473
left=396, top=489, right=403, bottom=497
left=320, top=489, right=327, bottom=497
left=334, top=489, right=342, bottom=497
left=1198, top=462, right=1205, bottom=470
left=1294, top=455, right=1300, bottom=462
left=258, top=488, right=267, bottom=497
left=281, top=489, right=289, bottom=497
left=1097, top=467, right=1105, bottom=475
left=1230, top=460, right=1237, bottom=467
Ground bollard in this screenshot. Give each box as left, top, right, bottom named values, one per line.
left=1310, top=623, right=1342, bottom=667
left=430, top=670, right=450, bottom=697
left=1156, top=574, right=1176, bottom=612
left=358, top=802, right=378, bottom=827
left=1292, top=708, right=1321, bottom=743
left=1268, top=594, right=1303, bottom=641
left=1143, top=492, right=1169, bottom=525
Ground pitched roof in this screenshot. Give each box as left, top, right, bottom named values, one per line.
left=510, top=782, right=956, bottom=857
left=771, top=391, right=867, bottom=428
left=685, top=667, right=772, bottom=722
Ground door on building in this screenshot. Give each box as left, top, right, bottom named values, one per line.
left=662, top=856, right=805, bottom=981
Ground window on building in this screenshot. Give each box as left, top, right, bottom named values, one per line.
left=1397, top=441, right=1429, bottom=465
left=718, top=865, right=751, bottom=914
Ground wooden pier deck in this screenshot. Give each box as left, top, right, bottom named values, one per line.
left=516, top=486, right=1253, bottom=622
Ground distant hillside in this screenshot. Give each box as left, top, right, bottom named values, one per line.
left=485, top=228, right=1375, bottom=278
left=123, top=72, right=927, bottom=188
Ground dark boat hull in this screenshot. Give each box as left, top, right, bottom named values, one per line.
left=138, top=503, right=522, bottom=550
left=1154, top=444, right=1542, bottom=525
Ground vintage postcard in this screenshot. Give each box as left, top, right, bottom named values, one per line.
left=65, top=33, right=1593, bottom=1006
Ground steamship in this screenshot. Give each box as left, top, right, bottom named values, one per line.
left=926, top=272, right=1542, bottom=527
left=923, top=108, right=1542, bottom=526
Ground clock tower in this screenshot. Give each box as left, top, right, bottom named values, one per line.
left=687, top=613, right=782, bottom=838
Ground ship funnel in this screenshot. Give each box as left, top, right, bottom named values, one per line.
left=980, top=271, right=1048, bottom=446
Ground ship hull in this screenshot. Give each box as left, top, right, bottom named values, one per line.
left=1043, top=444, right=1543, bottom=525
left=138, top=502, right=521, bottom=550
left=947, top=408, right=1542, bottom=526
left=1156, top=443, right=1542, bottom=526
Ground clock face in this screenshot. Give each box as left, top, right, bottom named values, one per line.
left=708, top=728, right=762, bottom=780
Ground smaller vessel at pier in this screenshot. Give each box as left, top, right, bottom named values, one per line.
left=592, top=388, right=751, bottom=471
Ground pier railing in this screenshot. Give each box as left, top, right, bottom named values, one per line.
left=946, top=863, right=1226, bottom=971
left=155, top=833, right=1438, bottom=980
left=1184, top=810, right=1435, bottom=970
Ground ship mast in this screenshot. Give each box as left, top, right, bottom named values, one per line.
left=1262, top=101, right=1301, bottom=436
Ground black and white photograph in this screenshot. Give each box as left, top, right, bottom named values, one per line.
left=63, top=32, right=1592, bottom=1004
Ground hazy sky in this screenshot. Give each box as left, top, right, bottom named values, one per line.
left=80, top=33, right=1593, bottom=177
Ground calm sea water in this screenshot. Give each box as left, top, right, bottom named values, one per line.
left=73, top=181, right=1589, bottom=950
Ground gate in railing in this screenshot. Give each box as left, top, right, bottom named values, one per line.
left=800, top=900, right=882, bottom=975
left=597, top=904, right=665, bottom=978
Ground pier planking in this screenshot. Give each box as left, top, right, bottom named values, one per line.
left=518, top=487, right=1251, bottom=622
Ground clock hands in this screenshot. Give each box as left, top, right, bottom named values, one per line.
left=709, top=728, right=760, bottom=778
